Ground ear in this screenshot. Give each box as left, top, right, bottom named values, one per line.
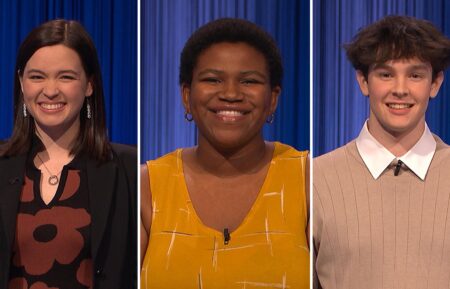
left=85, top=79, right=94, bottom=97
left=430, top=71, right=444, bottom=98
left=181, top=83, right=191, bottom=113
left=356, top=70, right=369, bottom=96
left=269, top=86, right=281, bottom=115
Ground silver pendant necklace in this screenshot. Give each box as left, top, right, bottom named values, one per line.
left=36, top=153, right=61, bottom=186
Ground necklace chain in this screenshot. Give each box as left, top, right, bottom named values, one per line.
left=36, top=153, right=61, bottom=186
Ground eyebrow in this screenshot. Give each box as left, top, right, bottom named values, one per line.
left=25, top=69, right=80, bottom=75
left=197, top=69, right=267, bottom=79
left=371, top=63, right=430, bottom=71
left=240, top=70, right=267, bottom=79
left=197, top=69, right=223, bottom=77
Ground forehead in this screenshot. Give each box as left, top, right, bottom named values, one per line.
left=24, top=44, right=84, bottom=72
left=195, top=42, right=267, bottom=71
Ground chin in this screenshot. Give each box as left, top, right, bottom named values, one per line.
left=383, top=124, right=418, bottom=135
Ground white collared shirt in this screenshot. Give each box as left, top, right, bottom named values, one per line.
left=355, top=121, right=436, bottom=180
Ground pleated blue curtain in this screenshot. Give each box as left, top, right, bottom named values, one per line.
left=141, top=0, right=309, bottom=162
left=314, top=0, right=450, bottom=156
left=0, top=0, right=137, bottom=145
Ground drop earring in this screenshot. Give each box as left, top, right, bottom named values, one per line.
left=86, top=101, right=92, bottom=119
left=266, top=113, right=275, bottom=124
left=23, top=103, right=27, bottom=117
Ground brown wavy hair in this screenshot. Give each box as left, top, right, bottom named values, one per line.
left=345, top=15, right=450, bottom=80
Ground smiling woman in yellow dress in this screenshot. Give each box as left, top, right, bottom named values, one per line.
left=0, top=20, right=136, bottom=289
left=141, top=18, right=309, bottom=289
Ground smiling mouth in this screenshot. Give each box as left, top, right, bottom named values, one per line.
left=215, top=110, right=246, bottom=116
left=40, top=103, right=65, bottom=110
left=387, top=103, right=413, bottom=109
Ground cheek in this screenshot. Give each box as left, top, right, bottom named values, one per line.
left=418, top=96, right=430, bottom=110
left=64, top=84, right=89, bottom=100
left=368, top=94, right=386, bottom=115
left=246, top=87, right=272, bottom=106
left=367, top=86, right=386, bottom=104
left=416, top=85, right=433, bottom=103
left=188, top=90, right=209, bottom=107
left=22, top=84, right=40, bottom=102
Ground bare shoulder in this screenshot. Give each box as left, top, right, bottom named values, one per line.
left=140, top=164, right=151, bottom=211
left=140, top=163, right=152, bottom=263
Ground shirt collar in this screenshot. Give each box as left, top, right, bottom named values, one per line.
left=355, top=121, right=436, bottom=180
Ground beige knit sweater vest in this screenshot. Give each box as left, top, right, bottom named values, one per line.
left=313, top=137, right=450, bottom=289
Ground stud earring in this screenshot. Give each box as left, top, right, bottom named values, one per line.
left=184, top=111, right=193, bottom=122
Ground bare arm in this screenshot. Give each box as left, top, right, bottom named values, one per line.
left=306, top=154, right=310, bottom=247
left=140, top=164, right=152, bottom=266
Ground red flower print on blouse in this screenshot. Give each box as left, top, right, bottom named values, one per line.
left=8, top=278, right=58, bottom=289
left=59, top=170, right=80, bottom=201
left=8, top=277, right=27, bottom=289
left=12, top=206, right=91, bottom=276
left=29, top=282, right=58, bottom=289
left=76, top=258, right=93, bottom=288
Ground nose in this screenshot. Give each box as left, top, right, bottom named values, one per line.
left=220, top=80, right=243, bottom=102
left=392, top=76, right=408, bottom=98
left=42, top=80, right=59, bottom=99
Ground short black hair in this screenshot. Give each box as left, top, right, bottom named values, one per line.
left=179, top=18, right=283, bottom=89
left=345, top=15, right=450, bottom=79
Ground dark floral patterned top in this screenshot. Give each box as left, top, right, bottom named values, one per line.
left=8, top=143, right=92, bottom=289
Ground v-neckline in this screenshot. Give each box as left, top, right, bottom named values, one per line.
left=33, top=166, right=68, bottom=207
left=178, top=142, right=278, bottom=238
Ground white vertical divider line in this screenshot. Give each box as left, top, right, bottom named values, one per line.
left=137, top=0, right=142, bottom=287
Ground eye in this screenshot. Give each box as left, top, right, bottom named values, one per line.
left=410, top=73, right=424, bottom=80
left=378, top=72, right=392, bottom=79
left=240, top=79, right=260, bottom=85
left=28, top=74, right=44, bottom=80
left=202, top=77, right=221, bottom=84
left=60, top=74, right=77, bottom=81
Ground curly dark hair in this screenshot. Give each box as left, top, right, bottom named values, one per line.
left=179, top=18, right=283, bottom=88
left=345, top=15, right=450, bottom=79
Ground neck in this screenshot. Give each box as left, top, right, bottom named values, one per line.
left=35, top=120, right=80, bottom=159
left=367, top=118, right=425, bottom=157
left=194, top=134, right=271, bottom=177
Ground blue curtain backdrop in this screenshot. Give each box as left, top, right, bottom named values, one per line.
left=314, top=0, right=450, bottom=156
left=141, top=0, right=310, bottom=162
left=0, top=0, right=137, bottom=145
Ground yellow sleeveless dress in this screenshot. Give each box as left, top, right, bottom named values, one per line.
left=141, top=142, right=309, bottom=289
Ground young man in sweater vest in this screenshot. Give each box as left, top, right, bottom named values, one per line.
left=314, top=15, right=450, bottom=289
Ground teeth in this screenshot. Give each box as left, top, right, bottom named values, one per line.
left=216, top=110, right=244, bottom=116
left=41, top=103, right=64, bottom=110
left=388, top=103, right=412, bottom=109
